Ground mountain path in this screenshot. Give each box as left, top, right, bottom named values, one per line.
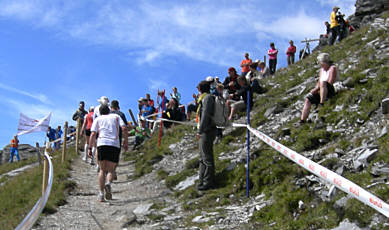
left=34, top=149, right=173, bottom=230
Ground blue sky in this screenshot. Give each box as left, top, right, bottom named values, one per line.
left=0, top=0, right=355, bottom=148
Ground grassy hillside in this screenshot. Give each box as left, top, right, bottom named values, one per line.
left=0, top=148, right=78, bottom=229
left=124, top=13, right=389, bottom=229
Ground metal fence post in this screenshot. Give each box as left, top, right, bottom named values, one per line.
left=62, top=121, right=68, bottom=163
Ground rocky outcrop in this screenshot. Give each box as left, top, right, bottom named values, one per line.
left=349, top=0, right=389, bottom=29
left=0, top=144, right=41, bottom=164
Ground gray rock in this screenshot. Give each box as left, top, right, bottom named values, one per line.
left=192, top=215, right=210, bottom=223
left=117, top=211, right=137, bottom=228
left=370, top=165, right=389, bottom=176
left=382, top=98, right=389, bottom=114
left=353, top=148, right=378, bottom=169
left=333, top=196, right=350, bottom=217
left=330, top=218, right=364, bottom=230
left=174, top=175, right=198, bottom=191
left=378, top=126, right=387, bottom=138
left=133, top=203, right=154, bottom=216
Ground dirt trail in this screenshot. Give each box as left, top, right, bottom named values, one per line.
left=34, top=149, right=172, bottom=230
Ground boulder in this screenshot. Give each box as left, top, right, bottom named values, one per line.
left=382, top=98, right=389, bottom=114
left=348, top=0, right=389, bottom=29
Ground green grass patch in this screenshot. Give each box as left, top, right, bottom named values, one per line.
left=0, top=157, right=39, bottom=175
left=0, top=148, right=78, bottom=229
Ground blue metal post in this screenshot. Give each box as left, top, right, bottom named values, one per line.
left=246, top=90, right=250, bottom=197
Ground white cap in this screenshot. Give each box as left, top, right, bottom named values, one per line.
left=206, top=76, right=214, bottom=82
left=98, top=96, right=109, bottom=105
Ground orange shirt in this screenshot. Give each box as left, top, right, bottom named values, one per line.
left=241, top=59, right=252, bottom=73
left=11, top=138, right=18, bottom=148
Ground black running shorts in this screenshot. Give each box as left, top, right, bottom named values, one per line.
left=97, top=146, right=120, bottom=163
left=85, top=129, right=91, bottom=136
left=307, top=82, right=335, bottom=105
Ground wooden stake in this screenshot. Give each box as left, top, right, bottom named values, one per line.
left=75, top=118, right=81, bottom=154
left=62, top=121, right=68, bottom=163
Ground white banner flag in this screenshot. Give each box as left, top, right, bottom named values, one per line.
left=17, top=113, right=52, bottom=136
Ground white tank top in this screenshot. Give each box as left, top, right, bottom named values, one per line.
left=320, top=66, right=338, bottom=83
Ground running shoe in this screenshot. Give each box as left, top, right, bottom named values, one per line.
left=98, top=193, right=104, bottom=202
left=104, top=184, right=112, bottom=200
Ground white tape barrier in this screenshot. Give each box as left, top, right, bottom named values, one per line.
left=49, top=131, right=76, bottom=144
left=141, top=118, right=389, bottom=217
left=242, top=124, right=389, bottom=218
left=146, top=118, right=197, bottom=127
left=15, top=150, right=54, bottom=230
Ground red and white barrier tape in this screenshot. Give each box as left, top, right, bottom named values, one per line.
left=242, top=124, right=389, bottom=218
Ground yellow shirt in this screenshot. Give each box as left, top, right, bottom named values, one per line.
left=330, top=11, right=339, bottom=28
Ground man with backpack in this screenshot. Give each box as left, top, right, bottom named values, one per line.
left=196, top=80, right=217, bottom=191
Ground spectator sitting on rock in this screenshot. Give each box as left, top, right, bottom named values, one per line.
left=223, top=67, right=241, bottom=100
left=240, top=53, right=252, bottom=77
left=227, top=76, right=253, bottom=120
left=162, top=98, right=183, bottom=128
left=187, top=93, right=199, bottom=120
left=298, top=53, right=338, bottom=125
left=129, top=117, right=151, bottom=150
left=246, top=62, right=264, bottom=94
left=258, top=62, right=270, bottom=79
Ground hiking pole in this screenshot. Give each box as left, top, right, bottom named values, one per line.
left=246, top=91, right=251, bottom=197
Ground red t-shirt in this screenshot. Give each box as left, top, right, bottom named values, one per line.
left=241, top=59, right=252, bottom=73
left=85, top=112, right=94, bottom=130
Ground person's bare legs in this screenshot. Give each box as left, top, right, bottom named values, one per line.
left=301, top=99, right=312, bottom=121
left=320, top=81, right=328, bottom=104
left=228, top=108, right=235, bottom=120
left=98, top=166, right=106, bottom=193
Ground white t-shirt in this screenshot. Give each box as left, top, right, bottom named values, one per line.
left=91, top=113, right=125, bottom=148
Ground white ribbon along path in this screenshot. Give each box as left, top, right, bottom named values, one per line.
left=234, top=123, right=389, bottom=218
left=141, top=116, right=389, bottom=217
left=15, top=149, right=54, bottom=230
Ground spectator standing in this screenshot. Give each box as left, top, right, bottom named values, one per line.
left=240, top=53, right=252, bottom=77
left=170, top=87, right=181, bottom=104
left=324, top=21, right=331, bottom=37
left=196, top=81, right=217, bottom=191
left=55, top=126, right=63, bottom=150
left=145, top=93, right=154, bottom=107
left=329, top=6, right=340, bottom=45
left=286, top=40, right=297, bottom=65
left=72, top=101, right=88, bottom=124
left=299, top=53, right=338, bottom=124
left=81, top=106, right=95, bottom=163
left=268, top=42, right=278, bottom=75
left=9, top=135, right=20, bottom=163
left=89, top=105, right=128, bottom=202
left=137, top=97, right=144, bottom=115
left=47, top=126, right=56, bottom=142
